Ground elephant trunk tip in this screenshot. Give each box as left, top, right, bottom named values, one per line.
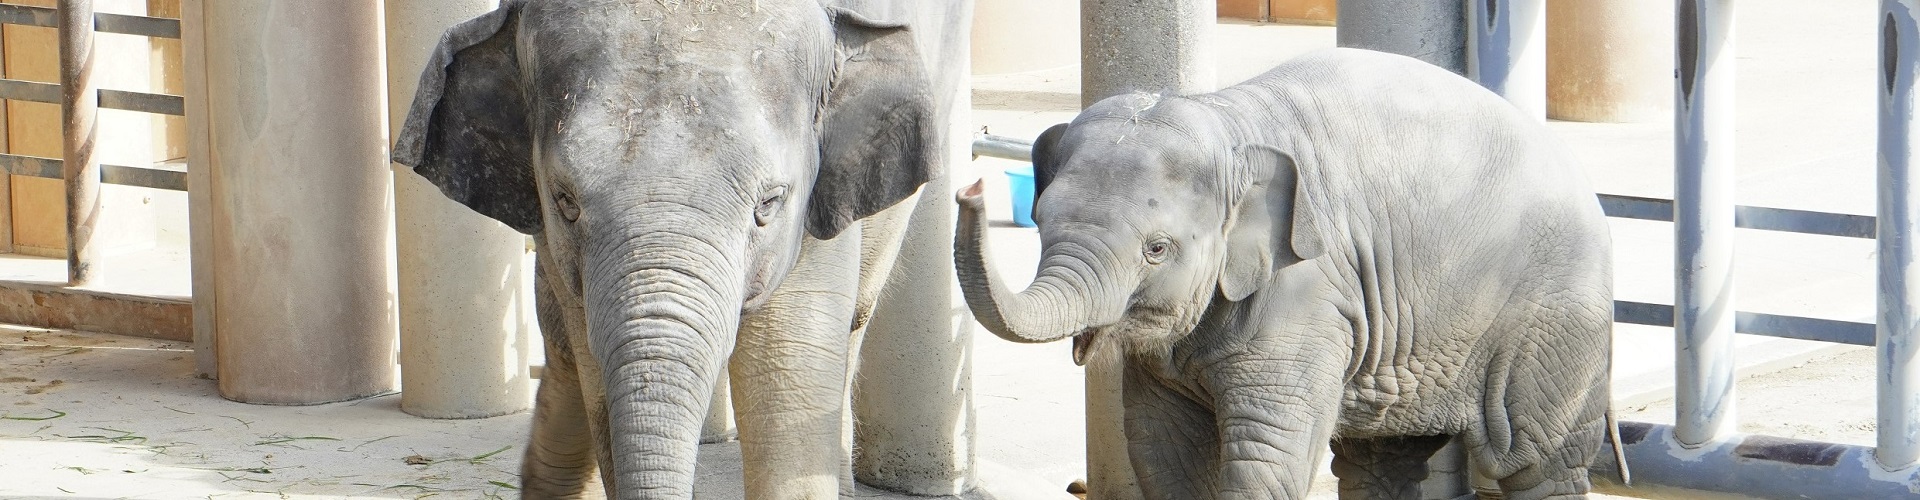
left=956, top=178, right=987, bottom=205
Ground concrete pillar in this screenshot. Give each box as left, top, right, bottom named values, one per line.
left=386, top=0, right=533, bottom=419
left=182, top=0, right=214, bottom=377
left=1546, top=0, right=1673, bottom=122
left=1469, top=0, right=1547, bottom=118
left=851, top=1, right=977, bottom=493
left=1081, top=0, right=1216, bottom=107
left=1077, top=3, right=1214, bottom=498
left=1335, top=0, right=1467, bottom=74
left=200, top=1, right=396, bottom=404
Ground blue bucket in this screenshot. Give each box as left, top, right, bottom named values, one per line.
left=1005, top=165, right=1036, bottom=227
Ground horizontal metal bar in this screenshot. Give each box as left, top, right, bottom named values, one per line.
left=1591, top=421, right=1920, bottom=499
left=92, top=12, right=178, bottom=39
left=0, top=4, right=179, bottom=39
left=98, top=88, right=183, bottom=116
left=1599, top=193, right=1877, bottom=239
left=1, top=79, right=185, bottom=116
left=0, top=154, right=185, bottom=191
left=974, top=136, right=1877, bottom=239
left=0, top=3, right=56, bottom=28
left=0, top=78, right=60, bottom=104
left=0, top=153, right=66, bottom=179
left=101, top=163, right=185, bottom=191
left=971, top=133, right=1034, bottom=162
left=1614, top=300, right=1875, bottom=346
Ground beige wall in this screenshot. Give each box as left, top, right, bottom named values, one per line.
left=971, top=0, right=1077, bottom=75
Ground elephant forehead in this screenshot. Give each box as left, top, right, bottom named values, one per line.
left=1059, top=130, right=1216, bottom=187
left=520, top=1, right=832, bottom=90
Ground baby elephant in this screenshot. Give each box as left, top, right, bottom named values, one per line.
left=955, top=48, right=1615, bottom=500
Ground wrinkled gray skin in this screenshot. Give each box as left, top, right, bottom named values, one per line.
left=955, top=48, right=1614, bottom=500
left=391, top=0, right=962, bottom=498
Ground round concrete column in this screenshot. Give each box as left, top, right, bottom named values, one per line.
left=851, top=1, right=978, bottom=494
left=1078, top=3, right=1215, bottom=498
left=203, top=1, right=396, bottom=404
left=1546, top=0, right=1673, bottom=122
left=387, top=0, right=533, bottom=419
left=1336, top=0, right=1467, bottom=74
left=1081, top=0, right=1216, bottom=107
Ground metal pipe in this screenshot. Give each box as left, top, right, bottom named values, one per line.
left=971, top=132, right=1034, bottom=162
left=1879, top=0, right=1920, bottom=471
left=1673, top=0, right=1738, bottom=447
left=1592, top=421, right=1920, bottom=499
left=1467, top=0, right=1546, bottom=119
left=59, top=0, right=98, bottom=286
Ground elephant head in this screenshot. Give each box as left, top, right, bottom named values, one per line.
left=954, top=93, right=1328, bottom=364
left=392, top=0, right=936, bottom=493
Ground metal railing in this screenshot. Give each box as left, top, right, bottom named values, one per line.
left=0, top=1, right=187, bottom=286
left=969, top=1, right=1920, bottom=495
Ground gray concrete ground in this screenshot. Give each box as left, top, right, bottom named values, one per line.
left=0, top=0, right=1893, bottom=498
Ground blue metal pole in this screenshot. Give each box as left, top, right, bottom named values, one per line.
left=1673, top=0, right=1738, bottom=448
left=1879, top=0, right=1920, bottom=471
left=1468, top=0, right=1545, bottom=119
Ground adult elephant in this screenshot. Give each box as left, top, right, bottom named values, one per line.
left=391, top=0, right=969, bottom=497
left=955, top=48, right=1618, bottom=499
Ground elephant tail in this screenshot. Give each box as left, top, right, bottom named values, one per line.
left=1607, top=409, right=1631, bottom=485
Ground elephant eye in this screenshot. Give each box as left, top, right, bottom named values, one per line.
left=1144, top=238, right=1172, bottom=264
left=755, top=185, right=788, bottom=227
left=555, top=192, right=581, bottom=222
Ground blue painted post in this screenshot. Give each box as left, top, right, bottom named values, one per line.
left=1673, top=0, right=1738, bottom=448
left=1878, top=0, right=1920, bottom=471
left=1468, top=0, right=1545, bottom=119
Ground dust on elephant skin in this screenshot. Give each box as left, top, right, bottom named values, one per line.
left=956, top=48, right=1616, bottom=500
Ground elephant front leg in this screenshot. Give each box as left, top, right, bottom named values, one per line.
left=1122, top=363, right=1219, bottom=500
left=731, top=233, right=862, bottom=500
left=1205, top=335, right=1350, bottom=500
left=522, top=265, right=604, bottom=498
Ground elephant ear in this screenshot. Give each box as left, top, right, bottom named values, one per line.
left=1219, top=145, right=1328, bottom=301
left=390, top=1, right=541, bottom=235
left=1030, top=123, right=1070, bottom=201
left=810, top=8, right=940, bottom=239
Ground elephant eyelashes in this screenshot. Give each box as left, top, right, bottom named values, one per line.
left=555, top=193, right=581, bottom=222
left=1145, top=238, right=1172, bottom=264
left=755, top=186, right=788, bottom=227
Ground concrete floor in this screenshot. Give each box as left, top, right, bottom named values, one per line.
left=0, top=0, right=1895, bottom=498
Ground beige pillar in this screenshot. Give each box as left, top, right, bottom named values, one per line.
left=1546, top=0, right=1673, bottom=122
left=200, top=1, right=396, bottom=404
left=851, top=0, right=977, bottom=494
left=1077, top=3, right=1216, bottom=498
left=386, top=0, right=533, bottom=419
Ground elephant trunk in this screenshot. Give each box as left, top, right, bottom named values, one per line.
left=584, top=230, right=743, bottom=498
left=953, top=180, right=1120, bottom=348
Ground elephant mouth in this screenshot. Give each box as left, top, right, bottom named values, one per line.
left=1071, top=329, right=1098, bottom=366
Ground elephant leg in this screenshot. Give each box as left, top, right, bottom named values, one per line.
left=1121, top=363, right=1218, bottom=500
left=702, top=365, right=737, bottom=443
left=1329, top=435, right=1453, bottom=500
left=522, top=264, right=603, bottom=498
left=1202, top=326, right=1350, bottom=500
left=1470, top=312, right=1609, bottom=500
left=733, top=230, right=862, bottom=500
